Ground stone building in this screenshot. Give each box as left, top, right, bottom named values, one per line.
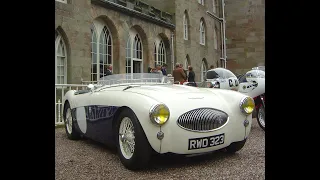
left=55, top=0, right=223, bottom=84
left=224, top=0, right=265, bottom=74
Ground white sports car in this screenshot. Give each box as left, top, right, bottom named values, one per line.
left=201, top=68, right=240, bottom=91
left=62, top=73, right=254, bottom=170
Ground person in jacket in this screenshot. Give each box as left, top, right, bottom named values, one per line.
left=172, top=63, right=186, bottom=84
left=161, top=64, right=168, bottom=76
left=187, top=66, right=197, bottom=87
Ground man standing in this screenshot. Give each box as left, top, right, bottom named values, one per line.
left=179, top=63, right=188, bottom=81
left=105, top=65, right=113, bottom=76
left=161, top=64, right=167, bottom=76
left=172, top=63, right=186, bottom=84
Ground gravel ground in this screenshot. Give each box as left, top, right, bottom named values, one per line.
left=55, top=119, right=265, bottom=180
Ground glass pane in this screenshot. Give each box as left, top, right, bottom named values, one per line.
left=60, top=76, right=64, bottom=84
left=57, top=76, right=61, bottom=84
left=108, top=45, right=112, bottom=55
left=61, top=43, right=65, bottom=56
left=92, top=43, right=97, bottom=53
left=92, top=64, right=97, bottom=73
left=57, top=44, right=62, bottom=55
left=91, top=74, right=97, bottom=81
left=99, top=55, right=104, bottom=64
left=108, top=55, right=112, bottom=64
left=92, top=53, right=97, bottom=63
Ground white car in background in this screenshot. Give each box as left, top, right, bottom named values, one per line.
left=238, top=66, right=265, bottom=130
left=201, top=68, right=240, bottom=91
left=62, top=73, right=254, bottom=170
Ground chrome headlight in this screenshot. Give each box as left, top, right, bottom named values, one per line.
left=212, top=81, right=220, bottom=88
left=206, top=81, right=213, bottom=88
left=239, top=96, right=255, bottom=115
left=149, top=104, right=170, bottom=125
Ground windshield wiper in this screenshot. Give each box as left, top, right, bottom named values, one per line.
left=123, top=86, right=134, bottom=91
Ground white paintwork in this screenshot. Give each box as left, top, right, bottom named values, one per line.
left=205, top=68, right=239, bottom=91
left=63, top=74, right=252, bottom=155
left=76, top=107, right=87, bottom=134
left=238, top=68, right=265, bottom=98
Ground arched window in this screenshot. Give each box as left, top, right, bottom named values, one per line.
left=55, top=30, right=67, bottom=84
left=201, top=59, right=208, bottom=81
left=200, top=19, right=206, bottom=45
left=183, top=12, right=188, bottom=40
left=213, top=0, right=217, bottom=13
left=126, top=30, right=143, bottom=75
left=184, top=55, right=190, bottom=69
left=157, top=40, right=166, bottom=65
left=154, top=37, right=167, bottom=67
left=213, top=27, right=218, bottom=49
left=90, top=22, right=112, bottom=81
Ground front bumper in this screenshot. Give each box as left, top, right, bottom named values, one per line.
left=158, top=114, right=252, bottom=154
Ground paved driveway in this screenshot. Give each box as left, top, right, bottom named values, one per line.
left=55, top=119, right=265, bottom=180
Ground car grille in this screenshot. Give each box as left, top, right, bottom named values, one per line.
left=176, top=108, right=229, bottom=132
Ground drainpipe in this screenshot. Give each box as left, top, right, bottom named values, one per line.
left=206, top=0, right=227, bottom=68
left=221, top=0, right=227, bottom=68
left=171, top=31, right=175, bottom=72
left=220, top=22, right=224, bottom=67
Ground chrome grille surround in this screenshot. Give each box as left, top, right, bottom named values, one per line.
left=176, top=108, right=229, bottom=132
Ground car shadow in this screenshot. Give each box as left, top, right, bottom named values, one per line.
left=77, top=136, right=240, bottom=171
left=146, top=151, right=240, bottom=170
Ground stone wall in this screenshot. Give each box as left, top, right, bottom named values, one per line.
left=55, top=0, right=173, bottom=83
left=55, top=0, right=92, bottom=84
left=225, top=0, right=265, bottom=75
left=174, top=0, right=222, bottom=81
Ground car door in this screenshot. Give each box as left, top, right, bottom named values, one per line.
left=84, top=90, right=116, bottom=145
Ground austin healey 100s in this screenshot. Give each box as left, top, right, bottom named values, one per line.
left=62, top=73, right=255, bottom=170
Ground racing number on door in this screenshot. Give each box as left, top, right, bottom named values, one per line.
left=229, top=78, right=239, bottom=87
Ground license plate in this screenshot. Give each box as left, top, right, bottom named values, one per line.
left=188, top=133, right=225, bottom=150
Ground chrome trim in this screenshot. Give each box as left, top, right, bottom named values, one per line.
left=239, top=96, right=254, bottom=115
left=149, top=104, right=170, bottom=126
left=176, top=108, right=229, bottom=133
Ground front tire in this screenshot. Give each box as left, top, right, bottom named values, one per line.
left=115, top=108, right=152, bottom=170
left=257, top=106, right=265, bottom=131
left=63, top=102, right=81, bottom=140
left=225, top=139, right=246, bottom=153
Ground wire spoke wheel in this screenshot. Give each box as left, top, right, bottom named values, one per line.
left=65, top=108, right=73, bottom=134
left=119, top=117, right=135, bottom=159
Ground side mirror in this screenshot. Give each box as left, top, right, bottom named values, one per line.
left=87, top=84, right=95, bottom=91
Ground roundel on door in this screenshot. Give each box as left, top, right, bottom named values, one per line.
left=76, top=107, right=87, bottom=133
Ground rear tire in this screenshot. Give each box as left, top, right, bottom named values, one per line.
left=115, top=108, right=152, bottom=170
left=257, top=106, right=265, bottom=131
left=63, top=102, right=81, bottom=140
left=225, top=139, right=246, bottom=153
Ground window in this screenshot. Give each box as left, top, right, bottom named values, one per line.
left=200, top=19, right=206, bottom=45
left=56, top=0, right=67, bottom=4
left=154, top=37, right=167, bottom=67
left=126, top=29, right=143, bottom=75
left=185, top=55, right=190, bottom=75
left=55, top=31, right=67, bottom=84
left=184, top=55, right=190, bottom=69
left=157, top=40, right=166, bottom=66
left=90, top=23, right=112, bottom=81
left=201, top=59, right=208, bottom=81
left=213, top=0, right=217, bottom=13
left=213, top=27, right=218, bottom=49
left=198, top=0, right=204, bottom=5
left=183, top=12, right=188, bottom=40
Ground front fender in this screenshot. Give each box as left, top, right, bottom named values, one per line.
left=91, top=91, right=162, bottom=153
